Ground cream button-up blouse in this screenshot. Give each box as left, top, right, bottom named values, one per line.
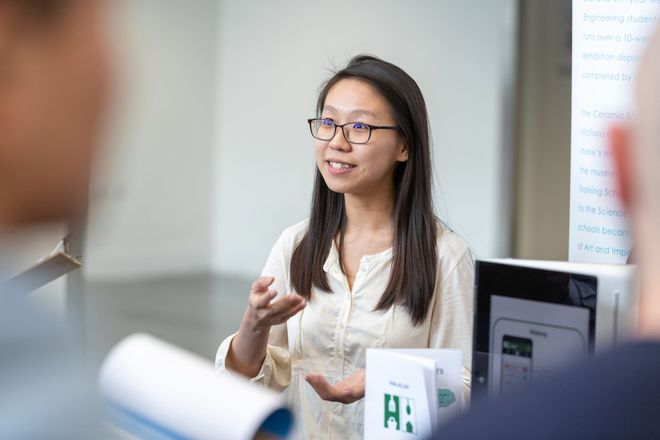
left=216, top=219, right=475, bottom=440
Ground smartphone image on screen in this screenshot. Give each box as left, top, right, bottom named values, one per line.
left=500, top=335, right=533, bottom=396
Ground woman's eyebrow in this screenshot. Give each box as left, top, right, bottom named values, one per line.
left=322, top=105, right=378, bottom=118
left=321, top=105, right=338, bottom=115
left=349, top=109, right=378, bottom=118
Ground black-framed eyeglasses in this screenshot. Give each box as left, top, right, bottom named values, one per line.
left=307, top=118, right=401, bottom=145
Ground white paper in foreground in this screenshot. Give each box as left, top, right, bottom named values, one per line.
left=99, top=334, right=293, bottom=440
left=364, top=349, right=463, bottom=440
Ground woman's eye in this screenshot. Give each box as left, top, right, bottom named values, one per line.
left=352, top=122, right=368, bottom=130
left=321, top=119, right=334, bottom=126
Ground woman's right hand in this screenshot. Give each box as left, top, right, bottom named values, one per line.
left=243, top=276, right=306, bottom=332
left=227, top=277, right=305, bottom=378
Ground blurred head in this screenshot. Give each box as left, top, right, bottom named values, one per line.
left=611, top=28, right=660, bottom=337
left=292, top=56, right=438, bottom=325
left=0, top=0, right=110, bottom=226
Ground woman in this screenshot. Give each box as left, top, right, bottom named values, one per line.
left=216, top=55, right=474, bottom=439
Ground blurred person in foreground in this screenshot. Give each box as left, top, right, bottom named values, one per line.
left=0, top=0, right=111, bottom=437
left=435, top=27, right=660, bottom=440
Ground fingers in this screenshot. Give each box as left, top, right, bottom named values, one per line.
left=248, top=277, right=276, bottom=310
left=343, top=369, right=366, bottom=401
left=253, top=289, right=278, bottom=308
left=306, top=371, right=365, bottom=404
left=268, top=294, right=306, bottom=318
left=274, top=301, right=306, bottom=323
left=246, top=276, right=306, bottom=327
left=248, top=289, right=276, bottom=311
left=269, top=295, right=307, bottom=325
left=305, top=374, right=335, bottom=401
left=251, top=276, right=275, bottom=294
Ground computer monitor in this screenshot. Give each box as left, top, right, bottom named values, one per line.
left=471, top=259, right=638, bottom=400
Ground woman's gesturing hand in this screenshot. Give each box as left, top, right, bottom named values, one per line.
left=227, top=277, right=305, bottom=378
left=245, top=276, right=306, bottom=332
left=305, top=369, right=366, bottom=404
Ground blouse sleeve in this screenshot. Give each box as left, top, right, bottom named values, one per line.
left=215, top=231, right=294, bottom=392
left=428, top=246, right=475, bottom=404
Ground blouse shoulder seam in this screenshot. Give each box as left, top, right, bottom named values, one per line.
left=436, top=229, right=474, bottom=289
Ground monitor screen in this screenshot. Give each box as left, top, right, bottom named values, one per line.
left=472, top=261, right=597, bottom=400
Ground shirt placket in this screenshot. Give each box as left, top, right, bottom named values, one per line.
left=337, top=256, right=375, bottom=376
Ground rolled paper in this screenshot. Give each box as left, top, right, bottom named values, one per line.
left=99, top=334, right=293, bottom=440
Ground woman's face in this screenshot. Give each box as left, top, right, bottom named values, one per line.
left=315, top=78, right=408, bottom=197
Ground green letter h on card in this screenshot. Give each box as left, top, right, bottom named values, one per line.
left=384, top=393, right=417, bottom=434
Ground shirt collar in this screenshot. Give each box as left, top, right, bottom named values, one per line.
left=323, top=241, right=341, bottom=274
left=323, top=241, right=393, bottom=274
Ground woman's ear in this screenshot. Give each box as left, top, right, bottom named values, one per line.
left=397, top=142, right=409, bottom=163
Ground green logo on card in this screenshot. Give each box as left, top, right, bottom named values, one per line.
left=384, top=393, right=417, bottom=435
left=437, top=389, right=456, bottom=408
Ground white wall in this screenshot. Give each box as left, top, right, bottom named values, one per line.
left=85, top=0, right=218, bottom=279
left=212, top=0, right=519, bottom=277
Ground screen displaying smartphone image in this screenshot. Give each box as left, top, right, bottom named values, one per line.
left=500, top=335, right=533, bottom=396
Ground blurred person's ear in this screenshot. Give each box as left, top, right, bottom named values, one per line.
left=610, top=124, right=633, bottom=210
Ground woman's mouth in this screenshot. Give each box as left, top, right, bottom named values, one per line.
left=327, top=160, right=356, bottom=174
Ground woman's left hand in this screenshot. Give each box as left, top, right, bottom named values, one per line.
left=305, top=369, right=365, bottom=404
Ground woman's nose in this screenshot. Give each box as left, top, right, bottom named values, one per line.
left=328, top=127, right=352, bottom=152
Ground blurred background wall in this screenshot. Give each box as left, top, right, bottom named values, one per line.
left=85, top=0, right=218, bottom=280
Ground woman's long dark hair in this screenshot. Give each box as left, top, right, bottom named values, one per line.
left=290, top=55, right=438, bottom=326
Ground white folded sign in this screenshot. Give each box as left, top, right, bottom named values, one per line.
left=364, top=349, right=463, bottom=440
